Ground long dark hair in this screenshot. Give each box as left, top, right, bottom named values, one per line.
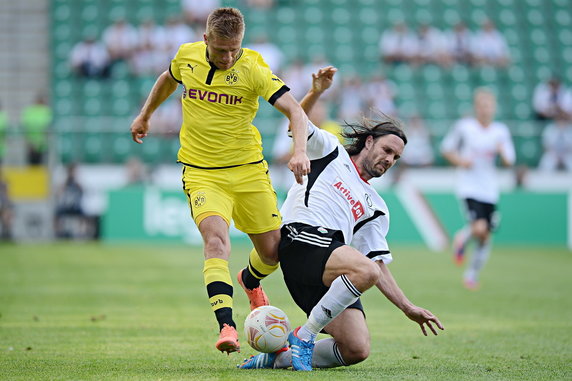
left=343, top=114, right=407, bottom=156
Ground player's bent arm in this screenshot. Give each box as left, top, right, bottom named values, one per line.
left=498, top=138, right=516, bottom=167
left=138, top=70, right=179, bottom=120
left=299, top=66, right=337, bottom=115
left=299, top=89, right=323, bottom=115
left=130, top=71, right=179, bottom=143
left=374, top=260, right=415, bottom=313
left=442, top=151, right=469, bottom=168
left=273, top=92, right=310, bottom=184
left=375, top=260, right=444, bottom=336
left=273, top=92, right=308, bottom=154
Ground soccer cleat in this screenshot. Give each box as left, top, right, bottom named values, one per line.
left=237, top=347, right=287, bottom=369
left=288, top=327, right=314, bottom=371
left=215, top=323, right=240, bottom=354
left=237, top=269, right=269, bottom=310
left=453, top=232, right=466, bottom=266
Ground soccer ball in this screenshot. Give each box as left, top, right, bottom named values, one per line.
left=244, top=305, right=291, bottom=353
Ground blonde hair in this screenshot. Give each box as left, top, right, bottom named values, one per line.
left=206, top=7, right=245, bottom=40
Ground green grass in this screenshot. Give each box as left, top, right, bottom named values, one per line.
left=0, top=242, right=571, bottom=380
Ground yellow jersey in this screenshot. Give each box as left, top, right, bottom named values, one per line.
left=169, top=41, right=289, bottom=168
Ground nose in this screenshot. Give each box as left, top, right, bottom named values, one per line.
left=383, top=155, right=395, bottom=166
left=222, top=51, right=233, bottom=63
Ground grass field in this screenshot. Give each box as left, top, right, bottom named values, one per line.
left=0, top=242, right=570, bottom=380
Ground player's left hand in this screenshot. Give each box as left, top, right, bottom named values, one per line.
left=404, top=305, right=444, bottom=336
left=288, top=152, right=311, bottom=185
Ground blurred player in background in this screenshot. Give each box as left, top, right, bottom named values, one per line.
left=240, top=67, right=443, bottom=371
left=440, top=88, right=516, bottom=290
left=130, top=7, right=310, bottom=354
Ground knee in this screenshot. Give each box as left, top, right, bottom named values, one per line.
left=354, top=262, right=381, bottom=291
left=341, top=340, right=370, bottom=365
left=472, top=221, right=489, bottom=242
left=474, top=228, right=489, bottom=243
left=203, top=235, right=229, bottom=257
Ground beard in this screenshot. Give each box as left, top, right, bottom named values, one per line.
left=363, top=161, right=386, bottom=179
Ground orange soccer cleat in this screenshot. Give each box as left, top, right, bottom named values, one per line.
left=237, top=269, right=269, bottom=310
left=215, top=323, right=240, bottom=354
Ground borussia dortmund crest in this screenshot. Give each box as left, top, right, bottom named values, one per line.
left=194, top=192, right=206, bottom=207
left=225, top=70, right=239, bottom=85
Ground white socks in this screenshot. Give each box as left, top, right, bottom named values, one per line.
left=274, top=338, right=346, bottom=368
left=272, top=275, right=360, bottom=369
left=465, top=241, right=491, bottom=281
left=297, top=275, right=362, bottom=342
left=456, top=226, right=471, bottom=248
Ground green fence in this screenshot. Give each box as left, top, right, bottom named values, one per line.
left=102, top=186, right=570, bottom=247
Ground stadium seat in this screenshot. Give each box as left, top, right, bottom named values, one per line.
left=49, top=0, right=564, bottom=165
left=111, top=135, right=133, bottom=163
left=83, top=133, right=106, bottom=163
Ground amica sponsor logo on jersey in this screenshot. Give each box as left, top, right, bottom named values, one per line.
left=332, top=179, right=365, bottom=220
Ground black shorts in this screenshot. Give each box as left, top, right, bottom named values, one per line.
left=278, top=222, right=363, bottom=316
left=464, top=198, right=498, bottom=231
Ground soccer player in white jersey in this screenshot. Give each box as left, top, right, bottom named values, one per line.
left=440, top=88, right=516, bottom=290
left=239, top=67, right=444, bottom=371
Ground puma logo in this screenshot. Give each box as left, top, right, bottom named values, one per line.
left=187, top=64, right=197, bottom=72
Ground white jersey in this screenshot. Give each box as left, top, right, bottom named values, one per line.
left=281, top=123, right=393, bottom=264
left=440, top=117, right=515, bottom=204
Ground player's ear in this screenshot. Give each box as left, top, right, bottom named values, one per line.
left=203, top=33, right=208, bottom=44
left=365, top=135, right=374, bottom=150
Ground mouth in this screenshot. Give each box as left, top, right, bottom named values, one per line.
left=218, top=61, right=232, bottom=69
left=376, top=163, right=387, bottom=173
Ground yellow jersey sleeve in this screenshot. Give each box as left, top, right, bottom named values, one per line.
left=250, top=52, right=289, bottom=105
left=169, top=46, right=183, bottom=83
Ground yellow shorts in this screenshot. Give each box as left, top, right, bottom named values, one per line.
left=182, top=160, right=282, bottom=234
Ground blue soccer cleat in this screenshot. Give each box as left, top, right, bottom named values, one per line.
left=237, top=352, right=278, bottom=369
left=238, top=346, right=287, bottom=369
left=288, top=326, right=314, bottom=371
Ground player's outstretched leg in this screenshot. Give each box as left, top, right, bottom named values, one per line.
left=288, top=327, right=315, bottom=371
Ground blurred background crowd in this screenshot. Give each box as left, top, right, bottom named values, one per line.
left=0, top=0, right=571, bottom=242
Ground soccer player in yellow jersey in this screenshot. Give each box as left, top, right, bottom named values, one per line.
left=130, top=8, right=311, bottom=354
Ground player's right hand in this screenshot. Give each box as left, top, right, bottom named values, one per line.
left=130, top=115, right=150, bottom=144
left=288, top=152, right=311, bottom=185
left=311, top=66, right=337, bottom=94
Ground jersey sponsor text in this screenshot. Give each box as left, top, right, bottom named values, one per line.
left=184, top=87, right=243, bottom=105
left=333, top=179, right=365, bottom=220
